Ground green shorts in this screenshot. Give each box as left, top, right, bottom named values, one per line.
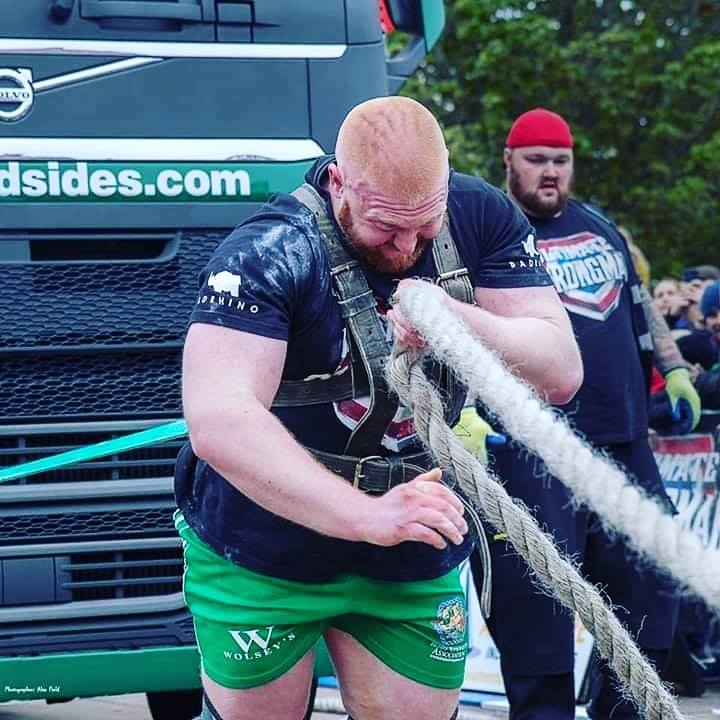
left=175, top=512, right=467, bottom=690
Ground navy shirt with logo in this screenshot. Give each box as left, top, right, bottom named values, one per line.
left=175, top=157, right=552, bottom=583
left=531, top=200, right=647, bottom=444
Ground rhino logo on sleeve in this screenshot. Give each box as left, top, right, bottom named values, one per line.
left=208, top=271, right=242, bottom=297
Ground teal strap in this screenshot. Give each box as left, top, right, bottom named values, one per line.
left=0, top=419, right=188, bottom=484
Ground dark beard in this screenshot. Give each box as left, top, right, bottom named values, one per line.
left=508, top=165, right=569, bottom=218
left=337, top=200, right=429, bottom=274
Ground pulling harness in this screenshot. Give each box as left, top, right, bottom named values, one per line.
left=272, top=184, right=492, bottom=614
left=273, top=182, right=472, bottom=489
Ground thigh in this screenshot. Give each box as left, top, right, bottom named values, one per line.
left=202, top=651, right=316, bottom=720
left=192, top=611, right=324, bottom=691
left=334, top=568, right=468, bottom=691
left=179, top=515, right=329, bottom=688
left=178, top=514, right=329, bottom=717
left=488, top=444, right=587, bottom=551
left=583, top=519, right=678, bottom=649
left=326, top=629, right=460, bottom=720
left=607, top=438, right=675, bottom=512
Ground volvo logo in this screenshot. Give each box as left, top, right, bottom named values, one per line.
left=0, top=69, right=34, bottom=122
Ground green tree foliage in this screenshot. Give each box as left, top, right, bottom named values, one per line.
left=404, top=0, right=719, bottom=275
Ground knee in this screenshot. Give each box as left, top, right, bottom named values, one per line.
left=342, top=693, right=384, bottom=720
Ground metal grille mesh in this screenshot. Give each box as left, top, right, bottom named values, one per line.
left=0, top=229, right=224, bottom=422
left=0, top=507, right=174, bottom=544
left=0, top=230, right=223, bottom=349
left=0, top=352, right=183, bottom=421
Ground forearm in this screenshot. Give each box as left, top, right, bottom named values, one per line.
left=451, top=296, right=582, bottom=403
left=187, top=398, right=371, bottom=541
left=643, top=288, right=685, bottom=373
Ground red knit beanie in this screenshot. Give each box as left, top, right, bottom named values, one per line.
left=505, top=108, right=574, bottom=148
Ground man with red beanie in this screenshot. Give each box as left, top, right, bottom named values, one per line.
left=469, top=108, right=701, bottom=720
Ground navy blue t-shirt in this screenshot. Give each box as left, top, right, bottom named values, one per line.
left=175, top=157, right=552, bottom=582
left=530, top=200, right=648, bottom=443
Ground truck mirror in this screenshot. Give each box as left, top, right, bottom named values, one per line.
left=382, top=0, right=445, bottom=93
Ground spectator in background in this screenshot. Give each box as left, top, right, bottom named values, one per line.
left=673, top=277, right=720, bottom=371
left=691, top=281, right=720, bottom=410
left=469, top=107, right=701, bottom=720
left=653, top=277, right=686, bottom=330
left=679, top=265, right=720, bottom=330
left=650, top=281, right=720, bottom=434
left=700, top=281, right=720, bottom=362
left=651, top=281, right=720, bottom=697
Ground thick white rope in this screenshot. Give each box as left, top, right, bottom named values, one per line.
left=386, top=352, right=682, bottom=720
left=396, top=283, right=720, bottom=612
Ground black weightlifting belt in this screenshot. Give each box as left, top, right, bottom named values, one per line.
left=310, top=448, right=434, bottom=494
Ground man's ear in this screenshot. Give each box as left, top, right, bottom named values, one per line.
left=327, top=163, right=344, bottom=200
left=502, top=148, right=512, bottom=170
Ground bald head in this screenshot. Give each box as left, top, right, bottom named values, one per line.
left=335, top=96, right=449, bottom=206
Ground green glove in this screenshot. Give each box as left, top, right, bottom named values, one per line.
left=665, top=368, right=702, bottom=434
left=452, top=407, right=506, bottom=465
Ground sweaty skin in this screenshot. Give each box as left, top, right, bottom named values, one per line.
left=328, top=97, right=449, bottom=274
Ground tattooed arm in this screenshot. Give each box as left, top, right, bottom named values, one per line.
left=641, top=286, right=686, bottom=373
left=642, top=286, right=702, bottom=431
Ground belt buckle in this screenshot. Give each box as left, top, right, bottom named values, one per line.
left=330, top=260, right=358, bottom=276
left=353, top=455, right=384, bottom=490
left=434, top=268, right=467, bottom=284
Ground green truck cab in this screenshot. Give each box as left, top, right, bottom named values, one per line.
left=0, top=2, right=444, bottom=718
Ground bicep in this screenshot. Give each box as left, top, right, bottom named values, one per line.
left=474, top=284, right=572, bottom=329
left=182, top=323, right=288, bottom=418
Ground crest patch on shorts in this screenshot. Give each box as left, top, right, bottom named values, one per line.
left=429, top=596, right=467, bottom=663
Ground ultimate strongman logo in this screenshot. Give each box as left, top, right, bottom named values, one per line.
left=537, top=232, right=628, bottom=321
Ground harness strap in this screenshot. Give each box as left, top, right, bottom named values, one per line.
left=430, top=219, right=475, bottom=410
left=273, top=368, right=367, bottom=407
left=273, top=192, right=474, bottom=412
left=279, top=184, right=491, bottom=617
left=291, top=183, right=397, bottom=456
left=310, top=447, right=433, bottom=493
left=432, top=220, right=474, bottom=304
